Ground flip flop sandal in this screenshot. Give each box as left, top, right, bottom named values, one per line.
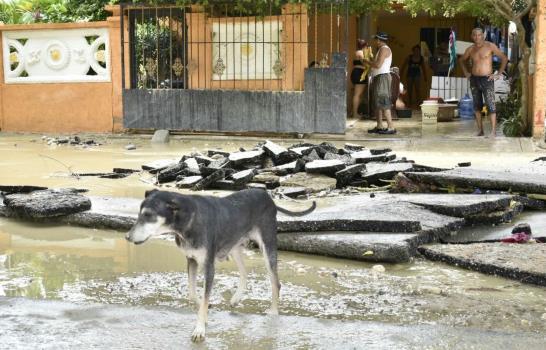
left=378, top=128, right=397, bottom=135
left=367, top=127, right=386, bottom=134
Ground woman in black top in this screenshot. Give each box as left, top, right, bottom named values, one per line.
left=401, top=45, right=428, bottom=108
left=350, top=39, right=368, bottom=118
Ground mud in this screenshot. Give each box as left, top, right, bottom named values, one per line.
left=2, top=297, right=546, bottom=350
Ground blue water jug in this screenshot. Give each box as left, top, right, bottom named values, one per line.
left=459, top=94, right=474, bottom=119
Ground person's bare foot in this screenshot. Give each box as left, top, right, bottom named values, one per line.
left=476, top=130, right=484, bottom=136
left=489, top=132, right=496, bottom=139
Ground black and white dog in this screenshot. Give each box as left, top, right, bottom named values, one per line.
left=125, top=188, right=316, bottom=342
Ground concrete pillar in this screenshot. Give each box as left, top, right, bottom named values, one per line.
left=106, top=4, right=126, bottom=133
left=532, top=0, right=546, bottom=140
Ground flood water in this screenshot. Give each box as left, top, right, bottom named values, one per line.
left=1, top=134, right=546, bottom=348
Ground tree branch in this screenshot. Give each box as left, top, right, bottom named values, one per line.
left=514, top=0, right=536, bottom=20
left=481, top=0, right=513, bottom=20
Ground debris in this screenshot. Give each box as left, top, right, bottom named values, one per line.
left=230, top=169, right=257, bottom=185
left=125, top=144, right=137, bottom=151
left=362, top=162, right=414, bottom=186
left=192, top=169, right=225, bottom=191
left=275, top=186, right=307, bottom=199
left=151, top=129, right=170, bottom=143
left=0, top=185, right=48, bottom=194
left=344, top=143, right=364, bottom=152
left=305, top=159, right=346, bottom=176
left=157, top=163, right=188, bottom=184
left=113, top=168, right=140, bottom=174
left=176, top=176, right=203, bottom=189
left=280, top=173, right=337, bottom=193
left=3, top=189, right=91, bottom=218
left=335, top=164, right=366, bottom=188
left=501, top=232, right=532, bottom=243
left=512, top=223, right=532, bottom=235
left=262, top=140, right=298, bottom=165
left=252, top=173, right=280, bottom=189
left=228, top=150, right=264, bottom=167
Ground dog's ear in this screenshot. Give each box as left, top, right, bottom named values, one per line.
left=144, top=189, right=158, bottom=198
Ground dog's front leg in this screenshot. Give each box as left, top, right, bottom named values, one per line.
left=187, top=257, right=200, bottom=305
left=191, top=257, right=214, bottom=343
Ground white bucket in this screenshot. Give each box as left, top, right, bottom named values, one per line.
left=421, top=103, right=439, bottom=125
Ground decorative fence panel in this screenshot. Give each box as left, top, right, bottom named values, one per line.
left=2, top=28, right=110, bottom=84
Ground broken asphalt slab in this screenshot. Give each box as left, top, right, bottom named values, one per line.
left=0, top=191, right=528, bottom=263
left=2, top=189, right=91, bottom=218
left=418, top=243, right=546, bottom=287
left=399, top=193, right=514, bottom=217
left=277, top=233, right=419, bottom=263
left=405, top=166, right=546, bottom=195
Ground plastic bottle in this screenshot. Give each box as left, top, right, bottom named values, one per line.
left=459, top=94, right=474, bottom=119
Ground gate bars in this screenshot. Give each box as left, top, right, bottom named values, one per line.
left=120, top=0, right=349, bottom=92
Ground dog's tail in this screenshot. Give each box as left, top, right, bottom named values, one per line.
left=276, top=201, right=316, bottom=217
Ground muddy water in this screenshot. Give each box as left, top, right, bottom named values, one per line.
left=0, top=134, right=541, bottom=198
left=1, top=134, right=546, bottom=347
left=1, top=219, right=546, bottom=335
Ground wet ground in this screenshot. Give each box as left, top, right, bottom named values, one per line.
left=1, top=133, right=546, bottom=348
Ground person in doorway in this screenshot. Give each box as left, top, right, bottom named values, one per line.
left=400, top=45, right=428, bottom=108
left=391, top=67, right=407, bottom=109
left=349, top=39, right=370, bottom=118
left=459, top=27, right=508, bottom=138
left=363, top=32, right=396, bottom=134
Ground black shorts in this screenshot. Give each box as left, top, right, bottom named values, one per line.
left=469, top=75, right=496, bottom=113
left=351, top=68, right=367, bottom=85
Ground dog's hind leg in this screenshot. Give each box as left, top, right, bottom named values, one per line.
left=187, top=257, right=200, bottom=305
left=259, top=232, right=281, bottom=315
left=191, top=256, right=215, bottom=343
left=229, top=246, right=247, bottom=307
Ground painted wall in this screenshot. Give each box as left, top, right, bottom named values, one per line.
left=186, top=4, right=308, bottom=91
left=0, top=22, right=116, bottom=133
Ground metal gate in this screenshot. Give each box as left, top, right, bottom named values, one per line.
left=120, top=0, right=349, bottom=134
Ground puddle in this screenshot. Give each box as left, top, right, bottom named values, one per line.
left=446, top=211, right=546, bottom=242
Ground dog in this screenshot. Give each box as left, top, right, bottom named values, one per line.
left=125, top=188, right=316, bottom=342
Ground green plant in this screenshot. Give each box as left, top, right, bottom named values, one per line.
left=497, top=92, right=525, bottom=136
left=501, top=112, right=525, bottom=137
left=496, top=92, right=521, bottom=122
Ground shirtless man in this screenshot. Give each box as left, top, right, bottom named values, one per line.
left=460, top=28, right=508, bottom=138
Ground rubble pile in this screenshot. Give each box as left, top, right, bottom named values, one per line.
left=42, top=135, right=101, bottom=147
left=142, top=140, right=442, bottom=195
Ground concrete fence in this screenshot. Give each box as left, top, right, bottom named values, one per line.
left=0, top=16, right=124, bottom=133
